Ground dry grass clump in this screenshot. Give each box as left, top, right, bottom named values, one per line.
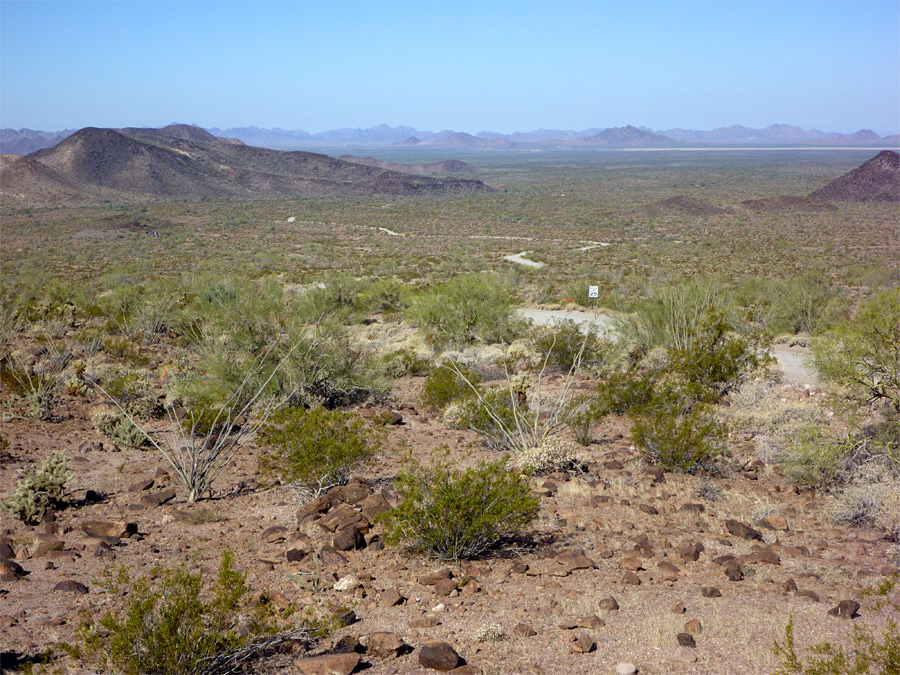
left=517, top=437, right=579, bottom=475
left=829, top=464, right=900, bottom=540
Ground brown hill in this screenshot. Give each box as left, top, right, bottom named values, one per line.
left=339, top=155, right=477, bottom=176
left=0, top=125, right=493, bottom=207
left=427, top=133, right=515, bottom=149
left=642, top=195, right=731, bottom=217
left=809, top=150, right=900, bottom=202
left=576, top=125, right=678, bottom=148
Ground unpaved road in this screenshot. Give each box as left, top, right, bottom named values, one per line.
left=516, top=307, right=817, bottom=384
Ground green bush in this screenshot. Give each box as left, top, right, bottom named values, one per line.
left=258, top=407, right=382, bottom=499
left=406, top=274, right=525, bottom=348
left=529, top=319, right=612, bottom=372
left=443, top=388, right=525, bottom=452
left=380, top=452, right=540, bottom=560
left=774, top=615, right=899, bottom=675
left=421, top=362, right=482, bottom=409
left=82, top=551, right=305, bottom=675
left=594, top=367, right=655, bottom=416
left=813, top=289, right=900, bottom=438
left=378, top=347, right=432, bottom=379
left=630, top=390, right=726, bottom=473
left=1, top=451, right=71, bottom=524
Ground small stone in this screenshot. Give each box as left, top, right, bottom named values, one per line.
left=672, top=646, right=698, bottom=663
left=798, top=589, right=820, bottom=602
left=828, top=600, right=860, bottom=619
left=367, top=631, right=404, bottom=659
left=760, top=514, right=790, bottom=531
left=701, top=585, right=722, bottom=598
left=621, top=554, right=643, bottom=571
left=676, top=632, right=696, bottom=648
left=81, top=521, right=137, bottom=539
left=360, top=492, right=391, bottom=521
left=658, top=561, right=682, bottom=581
left=318, top=545, right=347, bottom=569
left=295, top=652, right=360, bottom=675
left=434, top=578, right=458, bottom=597
left=679, top=503, right=706, bottom=515
left=672, top=601, right=686, bottom=614
left=127, top=478, right=154, bottom=493
left=782, top=578, right=799, bottom=594
left=53, top=580, right=88, bottom=595
left=622, top=571, right=641, bottom=585
left=421, top=567, right=454, bottom=585
left=676, top=541, right=705, bottom=563
left=296, top=495, right=332, bottom=525
left=684, top=619, right=703, bottom=635
left=569, top=633, right=595, bottom=654
left=645, top=467, right=666, bottom=484
left=141, top=488, right=176, bottom=508
left=513, top=623, right=537, bottom=637
left=577, top=614, right=604, bottom=629
left=382, top=587, right=404, bottom=607
left=0, top=559, right=26, bottom=581
left=333, top=575, right=359, bottom=592
left=333, top=525, right=366, bottom=551
left=725, top=519, right=763, bottom=541
left=723, top=559, right=744, bottom=581
left=418, top=640, right=461, bottom=671
left=615, top=664, right=638, bottom=675
left=261, top=525, right=289, bottom=543
left=556, top=549, right=595, bottom=572
left=410, top=616, right=441, bottom=628
left=598, top=596, right=619, bottom=611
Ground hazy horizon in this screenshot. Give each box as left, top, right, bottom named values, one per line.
left=2, top=1, right=898, bottom=136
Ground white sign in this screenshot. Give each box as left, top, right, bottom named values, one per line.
left=588, top=286, right=599, bottom=298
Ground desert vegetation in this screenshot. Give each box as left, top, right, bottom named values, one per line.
left=1, top=149, right=899, bottom=674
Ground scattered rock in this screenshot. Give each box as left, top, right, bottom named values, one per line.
left=81, top=521, right=137, bottom=539
left=782, top=578, right=799, bottom=594
left=513, top=623, right=537, bottom=637
left=295, top=652, right=360, bottom=675
left=760, top=514, right=790, bottom=531
left=434, top=578, right=458, bottom=597
left=598, top=596, right=619, bottom=611
left=684, top=619, right=703, bottom=635
left=723, top=560, right=744, bottom=581
left=141, top=488, right=176, bottom=508
left=828, top=600, right=860, bottom=619
left=725, top=519, right=763, bottom=541
left=638, top=504, right=659, bottom=515
left=421, top=568, right=454, bottom=585
left=672, top=646, right=698, bottom=663
left=127, top=478, right=154, bottom=492
left=676, top=541, right=705, bottom=563
left=616, top=664, right=638, bottom=675
left=679, top=503, right=706, bottom=515
left=676, top=632, right=696, bottom=648
left=557, top=549, right=596, bottom=573
left=367, top=631, right=405, bottom=659
left=671, top=601, right=686, bottom=614
left=418, top=640, right=461, bottom=671
left=0, top=559, right=26, bottom=581
left=53, top=580, right=88, bottom=595
left=621, top=554, right=644, bottom=571
left=297, top=495, right=332, bottom=525
left=701, top=586, right=722, bottom=598
left=382, top=587, right=405, bottom=607
left=569, top=633, right=596, bottom=653
left=622, top=571, right=641, bottom=585
left=658, top=561, right=682, bottom=581
left=261, top=525, right=290, bottom=543
left=333, top=525, right=366, bottom=552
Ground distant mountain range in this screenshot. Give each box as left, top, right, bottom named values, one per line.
left=2, top=122, right=898, bottom=155
left=0, top=124, right=492, bottom=207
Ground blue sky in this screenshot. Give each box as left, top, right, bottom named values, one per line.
left=1, top=1, right=898, bottom=134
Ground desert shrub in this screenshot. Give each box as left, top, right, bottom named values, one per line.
left=293, top=276, right=364, bottom=325
left=257, top=407, right=382, bottom=500
left=103, top=336, right=150, bottom=366
left=776, top=427, right=853, bottom=489
left=421, top=362, right=482, bottom=409
left=81, top=551, right=309, bottom=675
left=381, top=452, right=540, bottom=560
left=359, top=277, right=408, bottom=314
left=666, top=308, right=772, bottom=399
left=406, top=274, right=526, bottom=348
left=567, top=394, right=599, bottom=446
left=630, top=391, right=727, bottom=473
left=813, top=289, right=900, bottom=442
left=442, top=387, right=524, bottom=451
left=529, top=319, right=612, bottom=372
left=91, top=406, right=151, bottom=449
left=103, top=370, right=160, bottom=419
left=773, top=614, right=899, bottom=675
left=830, top=465, right=900, bottom=540
left=517, top=437, right=579, bottom=475
left=0, top=354, right=61, bottom=421
left=1, top=451, right=71, bottom=525
left=594, top=367, right=655, bottom=416
left=378, top=347, right=432, bottom=379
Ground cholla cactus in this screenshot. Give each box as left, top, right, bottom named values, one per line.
left=517, top=437, right=577, bottom=475
left=475, top=623, right=505, bottom=643
left=1, top=451, right=72, bottom=524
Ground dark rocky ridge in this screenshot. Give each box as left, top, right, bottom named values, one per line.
left=810, top=150, right=900, bottom=202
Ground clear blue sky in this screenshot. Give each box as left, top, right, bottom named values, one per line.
left=2, top=1, right=898, bottom=134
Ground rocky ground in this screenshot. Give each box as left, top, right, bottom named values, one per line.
left=1, top=366, right=898, bottom=675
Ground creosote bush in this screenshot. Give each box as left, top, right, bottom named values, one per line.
left=81, top=551, right=310, bottom=675
left=529, top=319, right=611, bottom=372
left=380, top=451, right=540, bottom=561
left=1, top=450, right=71, bottom=525
left=257, top=406, right=383, bottom=501
left=421, top=361, right=482, bottom=409
left=773, top=614, right=899, bottom=675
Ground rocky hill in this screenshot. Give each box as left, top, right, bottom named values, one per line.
left=576, top=126, right=679, bottom=148
left=0, top=125, right=494, bottom=207
left=810, top=150, right=900, bottom=202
